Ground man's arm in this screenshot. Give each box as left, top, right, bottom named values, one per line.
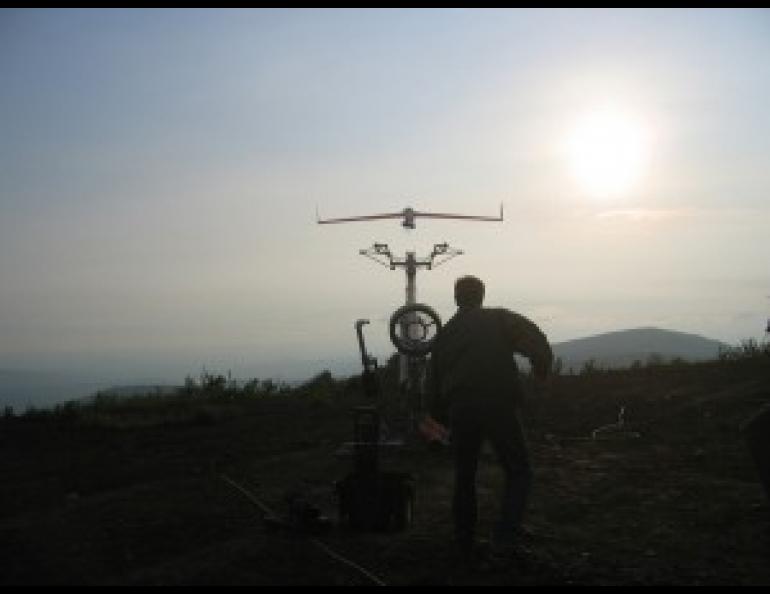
left=500, top=310, right=554, bottom=380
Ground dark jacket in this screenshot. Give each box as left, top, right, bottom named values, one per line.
left=430, top=306, right=553, bottom=418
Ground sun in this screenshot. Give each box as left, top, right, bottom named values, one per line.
left=566, top=107, right=649, bottom=199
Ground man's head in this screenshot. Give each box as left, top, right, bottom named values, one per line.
left=454, top=276, right=485, bottom=309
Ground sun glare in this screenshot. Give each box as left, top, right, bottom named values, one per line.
left=567, top=108, right=649, bottom=199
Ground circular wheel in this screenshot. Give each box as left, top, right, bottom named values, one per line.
left=388, top=303, right=442, bottom=356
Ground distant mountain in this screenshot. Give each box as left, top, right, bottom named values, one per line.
left=0, top=369, right=111, bottom=411
left=0, top=328, right=729, bottom=410
left=552, top=327, right=728, bottom=373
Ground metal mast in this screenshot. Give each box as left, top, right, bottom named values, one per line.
left=318, top=205, right=504, bottom=384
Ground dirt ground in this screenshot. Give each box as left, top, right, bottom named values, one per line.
left=1, top=360, right=768, bottom=586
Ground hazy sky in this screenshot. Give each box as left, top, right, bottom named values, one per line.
left=1, top=8, right=769, bottom=383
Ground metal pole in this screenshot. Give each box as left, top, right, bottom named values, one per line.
left=400, top=252, right=417, bottom=385
left=405, top=252, right=417, bottom=305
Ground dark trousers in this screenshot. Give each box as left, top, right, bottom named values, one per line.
left=450, top=399, right=532, bottom=553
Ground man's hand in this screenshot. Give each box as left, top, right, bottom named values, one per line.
left=418, top=414, right=451, bottom=446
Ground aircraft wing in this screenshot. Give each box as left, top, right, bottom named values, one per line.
left=413, top=204, right=503, bottom=222
left=316, top=204, right=503, bottom=226
left=316, top=212, right=405, bottom=224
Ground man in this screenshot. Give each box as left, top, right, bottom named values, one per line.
left=429, top=275, right=553, bottom=563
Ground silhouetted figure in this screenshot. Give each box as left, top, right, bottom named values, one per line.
left=430, top=275, right=553, bottom=564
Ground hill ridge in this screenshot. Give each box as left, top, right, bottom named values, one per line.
left=552, top=326, right=728, bottom=371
